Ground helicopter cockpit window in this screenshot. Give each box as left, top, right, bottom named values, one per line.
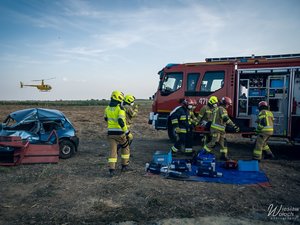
left=200, top=71, right=224, bottom=92
left=161, top=72, right=183, bottom=95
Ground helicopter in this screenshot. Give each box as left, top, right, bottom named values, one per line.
left=20, top=78, right=55, bottom=92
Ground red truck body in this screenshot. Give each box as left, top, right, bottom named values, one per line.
left=149, top=54, right=300, bottom=144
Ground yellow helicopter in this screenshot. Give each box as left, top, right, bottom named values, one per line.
left=20, top=78, right=55, bottom=92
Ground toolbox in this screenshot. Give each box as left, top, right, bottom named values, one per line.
left=152, top=151, right=172, bottom=166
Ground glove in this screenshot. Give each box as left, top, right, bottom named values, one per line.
left=175, top=127, right=181, bottom=134
left=126, top=131, right=133, bottom=140
left=233, top=125, right=240, bottom=133
left=200, top=121, right=207, bottom=127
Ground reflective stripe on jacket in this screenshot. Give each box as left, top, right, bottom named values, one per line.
left=211, top=106, right=234, bottom=132
left=105, top=104, right=128, bottom=135
left=257, top=110, right=274, bottom=134
left=170, top=106, right=190, bottom=133
left=197, top=105, right=213, bottom=123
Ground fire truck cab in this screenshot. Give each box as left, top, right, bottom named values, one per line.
left=149, top=53, right=300, bottom=145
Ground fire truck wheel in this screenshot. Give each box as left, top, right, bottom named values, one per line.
left=59, top=139, right=75, bottom=159
left=167, top=122, right=177, bottom=143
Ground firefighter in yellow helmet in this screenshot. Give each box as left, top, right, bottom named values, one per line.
left=122, top=94, right=139, bottom=145
left=104, top=90, right=133, bottom=177
left=197, top=96, right=219, bottom=144
left=203, top=97, right=240, bottom=160
left=123, top=95, right=138, bottom=129
left=252, top=101, right=275, bottom=160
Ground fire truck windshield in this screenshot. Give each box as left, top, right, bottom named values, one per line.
left=160, top=73, right=183, bottom=95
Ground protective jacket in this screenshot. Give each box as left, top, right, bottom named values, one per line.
left=256, top=110, right=274, bottom=135
left=198, top=105, right=213, bottom=123
left=210, top=106, right=235, bottom=133
left=123, top=104, right=138, bottom=127
left=104, top=100, right=128, bottom=135
left=170, top=106, right=190, bottom=133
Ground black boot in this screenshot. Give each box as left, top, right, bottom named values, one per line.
left=264, top=152, right=275, bottom=159
left=109, top=169, right=116, bottom=177
left=121, top=165, right=133, bottom=172
left=220, top=153, right=229, bottom=161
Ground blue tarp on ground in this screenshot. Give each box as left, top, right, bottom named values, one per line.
left=164, top=162, right=270, bottom=186
left=184, top=163, right=270, bottom=185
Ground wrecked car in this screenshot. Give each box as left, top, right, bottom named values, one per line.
left=0, top=108, right=79, bottom=160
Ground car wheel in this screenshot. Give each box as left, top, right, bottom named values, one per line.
left=59, top=139, right=75, bottom=159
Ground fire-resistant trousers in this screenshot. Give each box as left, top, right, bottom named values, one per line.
left=253, top=133, right=272, bottom=160
left=107, top=134, right=130, bottom=170
left=204, top=131, right=228, bottom=155
left=171, top=131, right=193, bottom=153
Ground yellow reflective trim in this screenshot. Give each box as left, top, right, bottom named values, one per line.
left=185, top=148, right=193, bottom=153
left=108, top=158, right=117, bottom=163
left=171, top=119, right=178, bottom=124
left=253, top=149, right=261, bottom=155
left=121, top=154, right=130, bottom=159
left=220, top=148, right=228, bottom=153
left=204, top=145, right=211, bottom=152
left=211, top=124, right=225, bottom=131
left=171, top=146, right=178, bottom=152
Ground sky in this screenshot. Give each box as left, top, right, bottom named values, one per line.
left=0, top=0, right=300, bottom=101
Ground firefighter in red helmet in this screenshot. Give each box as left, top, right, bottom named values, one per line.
left=253, top=101, right=275, bottom=160
left=203, top=97, right=240, bottom=160
left=170, top=98, right=197, bottom=155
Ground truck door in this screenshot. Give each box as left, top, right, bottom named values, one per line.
left=291, top=69, right=300, bottom=142
left=267, top=74, right=289, bottom=136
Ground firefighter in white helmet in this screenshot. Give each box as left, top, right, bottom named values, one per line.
left=253, top=101, right=275, bottom=160
left=197, top=96, right=219, bottom=144
left=122, top=94, right=139, bottom=145
left=104, top=90, right=133, bottom=177
left=170, top=98, right=197, bottom=155
left=203, top=97, right=240, bottom=160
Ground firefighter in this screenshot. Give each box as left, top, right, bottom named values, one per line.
left=122, top=94, right=138, bottom=146
left=104, top=90, right=133, bottom=177
left=203, top=97, right=240, bottom=160
left=170, top=98, right=197, bottom=155
left=252, top=101, right=275, bottom=160
left=197, top=96, right=219, bottom=144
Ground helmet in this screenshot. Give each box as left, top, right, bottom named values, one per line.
left=221, top=97, right=232, bottom=106
left=183, top=98, right=197, bottom=106
left=182, top=98, right=197, bottom=109
left=208, top=96, right=218, bottom=105
left=111, top=90, right=124, bottom=102
left=258, top=101, right=268, bottom=107
left=124, top=95, right=136, bottom=104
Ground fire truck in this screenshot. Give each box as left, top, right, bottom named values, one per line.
left=149, top=53, right=300, bottom=145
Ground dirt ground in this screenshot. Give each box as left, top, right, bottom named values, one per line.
left=0, top=104, right=299, bottom=225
